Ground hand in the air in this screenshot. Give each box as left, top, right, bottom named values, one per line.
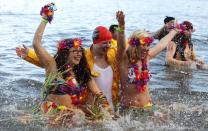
left=116, top=11, right=125, bottom=27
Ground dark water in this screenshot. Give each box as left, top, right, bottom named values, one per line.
left=0, top=0, right=208, bottom=130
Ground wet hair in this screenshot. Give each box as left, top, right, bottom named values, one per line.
left=173, top=33, right=193, bottom=61
left=109, top=24, right=118, bottom=34
left=54, top=47, right=91, bottom=86
left=173, top=21, right=194, bottom=60
left=127, top=30, right=149, bottom=63
left=164, top=16, right=175, bottom=24
left=126, top=45, right=143, bottom=63
left=182, top=21, right=193, bottom=30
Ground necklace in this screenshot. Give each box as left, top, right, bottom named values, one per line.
left=128, top=59, right=151, bottom=93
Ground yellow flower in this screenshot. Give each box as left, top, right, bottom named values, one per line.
left=143, top=102, right=153, bottom=109
left=57, top=105, right=67, bottom=111
left=140, top=38, right=145, bottom=45
left=73, top=41, right=80, bottom=48
left=91, top=71, right=100, bottom=77
left=48, top=11, right=53, bottom=16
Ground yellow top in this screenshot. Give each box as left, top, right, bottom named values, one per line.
left=111, top=38, right=129, bottom=49
left=24, top=49, right=42, bottom=67
left=111, top=39, right=117, bottom=49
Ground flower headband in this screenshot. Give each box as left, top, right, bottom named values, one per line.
left=57, top=38, right=82, bottom=51
left=128, top=37, right=154, bottom=46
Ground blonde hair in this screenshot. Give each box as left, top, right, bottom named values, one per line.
left=127, top=30, right=149, bottom=63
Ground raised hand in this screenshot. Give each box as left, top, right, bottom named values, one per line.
left=16, top=45, right=29, bottom=58
left=40, top=3, right=57, bottom=23
left=116, top=11, right=125, bottom=27
left=170, top=21, right=188, bottom=34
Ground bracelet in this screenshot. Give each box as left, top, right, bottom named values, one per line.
left=115, top=27, right=125, bottom=33
left=42, top=18, right=48, bottom=24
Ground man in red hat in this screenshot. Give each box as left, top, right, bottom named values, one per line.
left=84, top=26, right=119, bottom=111
left=16, top=26, right=120, bottom=111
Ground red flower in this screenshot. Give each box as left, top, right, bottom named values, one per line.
left=141, top=71, right=149, bottom=79
left=58, top=42, right=66, bottom=50
left=71, top=95, right=79, bottom=105
left=66, top=79, right=76, bottom=87
left=52, top=102, right=58, bottom=109
left=143, top=37, right=154, bottom=44
left=138, top=86, right=146, bottom=93
left=136, top=75, right=140, bottom=80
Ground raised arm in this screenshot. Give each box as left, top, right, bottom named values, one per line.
left=152, top=25, right=166, bottom=39
left=33, top=3, right=57, bottom=74
left=116, top=11, right=126, bottom=63
left=149, top=29, right=177, bottom=59
left=33, top=21, right=54, bottom=68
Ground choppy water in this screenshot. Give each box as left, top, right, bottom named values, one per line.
left=0, top=0, right=208, bottom=130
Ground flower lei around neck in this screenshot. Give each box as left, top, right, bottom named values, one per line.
left=57, top=38, right=82, bottom=51
left=128, top=59, right=151, bottom=93
left=42, top=64, right=87, bottom=105
left=127, top=37, right=153, bottom=93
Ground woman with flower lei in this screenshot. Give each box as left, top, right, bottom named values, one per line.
left=116, top=11, right=178, bottom=109
left=31, top=3, right=113, bottom=124
left=165, top=21, right=206, bottom=69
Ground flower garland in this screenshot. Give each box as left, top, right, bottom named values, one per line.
left=127, top=36, right=152, bottom=93
left=32, top=101, right=67, bottom=115
left=40, top=3, right=57, bottom=23
left=59, top=64, right=88, bottom=105
left=128, top=37, right=154, bottom=46
left=32, top=64, right=88, bottom=115
left=128, top=59, right=151, bottom=93
left=57, top=38, right=82, bottom=51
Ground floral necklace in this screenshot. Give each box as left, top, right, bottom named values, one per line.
left=128, top=59, right=151, bottom=93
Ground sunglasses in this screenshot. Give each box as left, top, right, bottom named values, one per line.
left=69, top=49, right=84, bottom=54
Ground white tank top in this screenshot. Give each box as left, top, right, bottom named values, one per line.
left=93, top=64, right=114, bottom=110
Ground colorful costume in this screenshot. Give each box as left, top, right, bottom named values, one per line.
left=23, top=46, right=119, bottom=108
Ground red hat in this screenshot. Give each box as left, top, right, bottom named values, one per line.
left=92, top=26, right=112, bottom=44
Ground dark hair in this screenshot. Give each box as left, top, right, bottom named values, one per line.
left=54, top=47, right=91, bottom=86
left=173, top=33, right=193, bottom=61
left=182, top=21, right=193, bottom=30
left=164, top=16, right=175, bottom=24
left=109, top=24, right=118, bottom=34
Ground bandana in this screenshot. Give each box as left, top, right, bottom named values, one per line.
left=92, top=26, right=112, bottom=44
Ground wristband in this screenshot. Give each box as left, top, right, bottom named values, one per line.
left=42, top=18, right=48, bottom=24
left=115, top=27, right=125, bottom=33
